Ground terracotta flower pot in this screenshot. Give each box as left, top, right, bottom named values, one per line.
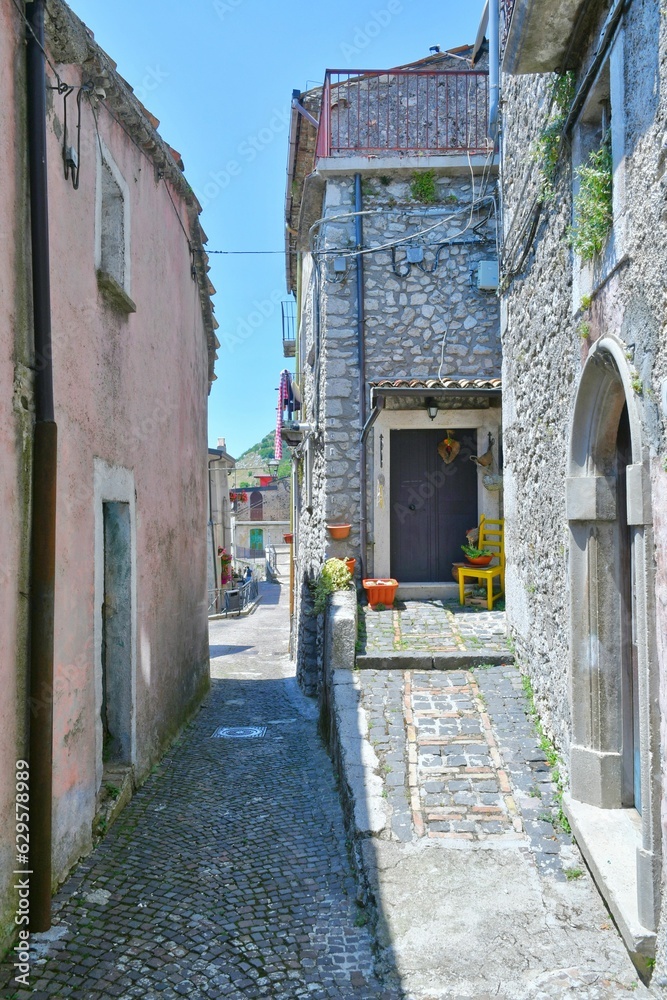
left=451, top=562, right=466, bottom=582
left=464, top=554, right=493, bottom=567
left=283, top=533, right=293, bottom=544
left=362, top=578, right=399, bottom=609
left=326, top=523, right=351, bottom=540
left=345, top=558, right=356, bottom=575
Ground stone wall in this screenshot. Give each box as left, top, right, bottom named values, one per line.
left=500, top=0, right=667, bottom=977
left=292, top=168, right=500, bottom=691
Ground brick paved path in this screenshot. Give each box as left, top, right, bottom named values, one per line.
left=352, top=663, right=649, bottom=997
left=364, top=666, right=572, bottom=868
left=359, top=600, right=510, bottom=658
left=0, top=584, right=400, bottom=1000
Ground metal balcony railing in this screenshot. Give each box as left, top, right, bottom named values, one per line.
left=282, top=300, right=296, bottom=358
left=315, top=68, right=490, bottom=160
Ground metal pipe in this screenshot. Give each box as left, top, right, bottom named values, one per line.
left=291, top=92, right=319, bottom=129
left=207, top=458, right=219, bottom=591
left=355, top=174, right=367, bottom=579
left=360, top=391, right=384, bottom=446
left=26, top=0, right=56, bottom=932
left=488, top=0, right=500, bottom=144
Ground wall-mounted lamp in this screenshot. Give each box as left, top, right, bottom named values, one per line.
left=426, top=397, right=438, bottom=421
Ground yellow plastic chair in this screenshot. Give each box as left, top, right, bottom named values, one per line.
left=458, top=516, right=505, bottom=610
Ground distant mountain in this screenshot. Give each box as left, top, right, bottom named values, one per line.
left=235, top=432, right=292, bottom=481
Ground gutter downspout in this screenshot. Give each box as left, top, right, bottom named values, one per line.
left=208, top=459, right=219, bottom=597
left=361, top=391, right=384, bottom=446
left=27, top=0, right=57, bottom=933
left=489, top=0, right=500, bottom=146
left=355, top=174, right=367, bottom=579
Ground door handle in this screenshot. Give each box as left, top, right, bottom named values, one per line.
left=409, top=503, right=416, bottom=510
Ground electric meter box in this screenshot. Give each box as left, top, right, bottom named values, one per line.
left=477, top=260, right=499, bottom=291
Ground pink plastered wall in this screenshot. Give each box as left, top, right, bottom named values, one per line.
left=42, top=64, right=211, bottom=878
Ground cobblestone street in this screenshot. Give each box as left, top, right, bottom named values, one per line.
left=0, top=587, right=653, bottom=999
left=358, top=600, right=511, bottom=659
left=0, top=583, right=399, bottom=1000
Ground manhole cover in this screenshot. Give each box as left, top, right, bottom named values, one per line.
left=211, top=726, right=267, bottom=739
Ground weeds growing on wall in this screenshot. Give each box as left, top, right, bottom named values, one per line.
left=410, top=169, right=438, bottom=204
left=570, top=137, right=613, bottom=261
left=531, top=71, right=576, bottom=198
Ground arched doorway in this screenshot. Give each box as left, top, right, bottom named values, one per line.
left=565, top=338, right=659, bottom=943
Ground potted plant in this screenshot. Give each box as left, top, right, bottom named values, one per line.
left=326, top=523, right=351, bottom=540
left=461, top=543, right=493, bottom=567
left=311, top=558, right=353, bottom=614
left=344, top=557, right=356, bottom=575
left=362, top=578, right=399, bottom=609
left=283, top=532, right=294, bottom=544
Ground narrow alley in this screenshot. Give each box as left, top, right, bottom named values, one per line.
left=0, top=582, right=399, bottom=1000
left=2, top=582, right=653, bottom=999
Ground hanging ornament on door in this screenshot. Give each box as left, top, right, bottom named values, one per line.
left=437, top=431, right=460, bottom=464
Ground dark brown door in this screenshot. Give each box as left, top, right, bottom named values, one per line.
left=617, top=405, right=640, bottom=813
left=389, top=428, right=478, bottom=582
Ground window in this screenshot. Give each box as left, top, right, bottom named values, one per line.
left=249, top=491, right=263, bottom=521
left=96, top=142, right=135, bottom=313
left=571, top=32, right=626, bottom=303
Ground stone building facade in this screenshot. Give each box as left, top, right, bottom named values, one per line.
left=499, top=0, right=667, bottom=980
left=0, top=0, right=217, bottom=955
left=282, top=49, right=501, bottom=693
left=233, top=477, right=290, bottom=562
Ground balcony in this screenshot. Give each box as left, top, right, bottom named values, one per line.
left=503, top=0, right=590, bottom=74
left=315, top=68, right=490, bottom=163
left=282, top=299, right=296, bottom=358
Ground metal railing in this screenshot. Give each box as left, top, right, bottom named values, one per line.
left=315, top=68, right=490, bottom=159
left=282, top=300, right=296, bottom=350
left=266, top=543, right=277, bottom=575
left=208, top=577, right=260, bottom=617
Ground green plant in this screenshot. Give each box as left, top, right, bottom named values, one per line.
left=410, top=169, right=438, bottom=204
left=354, top=905, right=368, bottom=927
left=104, top=782, right=120, bottom=799
left=379, top=175, right=391, bottom=186
left=579, top=294, right=592, bottom=311
left=570, top=137, right=613, bottom=260
left=564, top=866, right=584, bottom=881
left=521, top=674, right=571, bottom=833
left=461, top=544, right=492, bottom=559
left=578, top=321, right=591, bottom=340
left=374, top=602, right=386, bottom=611
left=531, top=71, right=576, bottom=197
left=631, top=374, right=643, bottom=395
left=311, top=558, right=352, bottom=615
left=528, top=787, right=542, bottom=799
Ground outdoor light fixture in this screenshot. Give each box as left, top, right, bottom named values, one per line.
left=426, top=398, right=438, bottom=421
left=267, top=457, right=280, bottom=478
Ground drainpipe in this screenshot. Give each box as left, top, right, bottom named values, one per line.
left=355, top=174, right=367, bottom=580
left=208, top=458, right=219, bottom=595
left=488, top=0, right=500, bottom=146
left=27, top=0, right=57, bottom=933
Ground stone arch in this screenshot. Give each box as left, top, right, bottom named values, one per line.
left=566, top=335, right=660, bottom=935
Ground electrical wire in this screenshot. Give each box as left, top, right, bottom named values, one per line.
left=10, top=0, right=71, bottom=93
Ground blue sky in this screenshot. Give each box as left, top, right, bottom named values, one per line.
left=70, top=0, right=486, bottom=457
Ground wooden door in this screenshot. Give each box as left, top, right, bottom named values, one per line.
left=389, top=429, right=478, bottom=582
